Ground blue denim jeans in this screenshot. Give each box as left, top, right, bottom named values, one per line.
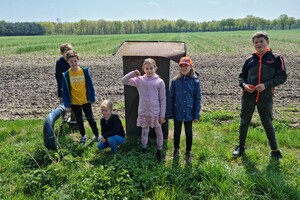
left=97, top=135, right=125, bottom=153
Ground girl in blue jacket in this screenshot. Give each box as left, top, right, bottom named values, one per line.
left=169, top=56, right=201, bottom=163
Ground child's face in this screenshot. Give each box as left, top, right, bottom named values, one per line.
left=179, top=63, right=191, bottom=76
left=253, top=37, right=269, bottom=54
left=101, top=107, right=112, bottom=120
left=67, top=57, right=79, bottom=68
left=143, top=64, right=157, bottom=77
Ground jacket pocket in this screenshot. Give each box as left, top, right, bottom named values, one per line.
left=174, top=104, right=181, bottom=118
left=186, top=105, right=193, bottom=120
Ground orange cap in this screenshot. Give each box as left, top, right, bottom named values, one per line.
left=179, top=56, right=193, bottom=66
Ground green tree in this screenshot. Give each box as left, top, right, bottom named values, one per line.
left=55, top=18, right=63, bottom=34
left=278, top=14, right=289, bottom=30
left=287, top=17, right=296, bottom=30
left=176, top=19, right=188, bottom=32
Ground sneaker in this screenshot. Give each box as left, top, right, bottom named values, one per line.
left=141, top=148, right=147, bottom=153
left=173, top=149, right=180, bottom=158
left=185, top=152, right=192, bottom=164
left=232, top=145, right=245, bottom=157
left=270, top=150, right=282, bottom=161
left=156, top=150, right=162, bottom=162
left=79, top=135, right=86, bottom=145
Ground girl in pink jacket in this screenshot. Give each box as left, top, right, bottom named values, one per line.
left=121, top=58, right=166, bottom=161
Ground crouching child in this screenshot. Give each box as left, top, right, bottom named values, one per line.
left=97, top=100, right=126, bottom=154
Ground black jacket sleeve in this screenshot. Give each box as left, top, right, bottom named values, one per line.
left=55, top=60, right=63, bottom=97
left=264, top=55, right=287, bottom=88
left=238, top=58, right=250, bottom=88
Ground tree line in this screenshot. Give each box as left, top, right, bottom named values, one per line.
left=0, top=21, right=45, bottom=36
left=1, top=14, right=299, bottom=36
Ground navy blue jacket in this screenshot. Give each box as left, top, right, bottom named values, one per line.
left=55, top=56, right=70, bottom=97
left=62, top=66, right=96, bottom=108
left=101, top=114, right=125, bottom=139
left=168, top=74, right=201, bottom=121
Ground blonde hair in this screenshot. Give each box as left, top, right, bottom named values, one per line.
left=60, top=43, right=72, bottom=54
left=66, top=50, right=79, bottom=61
left=174, top=68, right=196, bottom=80
left=143, top=58, right=157, bottom=68
left=100, top=100, right=113, bottom=110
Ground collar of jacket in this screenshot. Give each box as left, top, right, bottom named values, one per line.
left=142, top=74, right=159, bottom=80
left=181, top=74, right=198, bottom=80
left=253, top=48, right=272, bottom=57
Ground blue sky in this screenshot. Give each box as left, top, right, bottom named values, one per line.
left=1, top=0, right=299, bottom=22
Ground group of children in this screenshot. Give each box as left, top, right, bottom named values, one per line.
left=55, top=31, right=287, bottom=163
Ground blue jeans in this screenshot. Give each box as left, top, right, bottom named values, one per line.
left=97, top=135, right=125, bottom=153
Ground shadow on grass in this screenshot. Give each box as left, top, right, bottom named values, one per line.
left=241, top=154, right=300, bottom=199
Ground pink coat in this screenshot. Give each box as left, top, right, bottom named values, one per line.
left=122, top=71, right=166, bottom=118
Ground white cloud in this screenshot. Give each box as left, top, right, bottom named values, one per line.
left=148, top=1, right=159, bottom=7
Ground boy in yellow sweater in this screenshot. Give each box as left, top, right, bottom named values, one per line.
left=62, top=50, right=99, bottom=144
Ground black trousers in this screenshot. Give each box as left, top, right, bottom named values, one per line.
left=71, top=103, right=99, bottom=137
left=174, top=120, right=193, bottom=152
left=239, top=96, right=278, bottom=150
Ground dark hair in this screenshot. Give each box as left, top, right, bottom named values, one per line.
left=252, top=31, right=269, bottom=43
left=66, top=50, right=79, bottom=61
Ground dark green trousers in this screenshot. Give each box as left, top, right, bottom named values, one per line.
left=239, top=92, right=278, bottom=150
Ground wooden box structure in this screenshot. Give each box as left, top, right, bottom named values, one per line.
left=114, top=41, right=186, bottom=139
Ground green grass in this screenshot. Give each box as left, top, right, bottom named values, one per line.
left=1, top=30, right=300, bottom=56
left=0, top=109, right=299, bottom=199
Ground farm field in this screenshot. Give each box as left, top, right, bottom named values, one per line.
left=0, top=30, right=300, bottom=199
left=0, top=30, right=299, bottom=119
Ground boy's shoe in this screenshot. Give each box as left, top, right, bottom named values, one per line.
left=141, top=148, right=147, bottom=153
left=79, top=135, right=86, bottom=145
left=173, top=149, right=180, bottom=158
left=270, top=150, right=282, bottom=161
left=156, top=150, right=162, bottom=162
left=185, top=152, right=192, bottom=164
left=232, top=145, right=245, bottom=157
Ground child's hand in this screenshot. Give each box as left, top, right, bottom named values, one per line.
left=255, top=84, right=265, bottom=92
left=134, top=70, right=141, bottom=77
left=194, top=119, right=199, bottom=123
left=159, top=117, right=166, bottom=124
left=66, top=108, right=71, bottom=112
left=101, top=137, right=106, bottom=143
left=244, top=84, right=256, bottom=93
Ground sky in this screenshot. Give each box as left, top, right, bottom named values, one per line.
left=0, top=0, right=299, bottom=23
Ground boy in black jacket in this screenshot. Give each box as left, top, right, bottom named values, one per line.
left=97, top=100, right=125, bottom=154
left=232, top=32, right=287, bottom=160
left=55, top=43, right=72, bottom=103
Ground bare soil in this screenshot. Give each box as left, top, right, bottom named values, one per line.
left=0, top=54, right=299, bottom=120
